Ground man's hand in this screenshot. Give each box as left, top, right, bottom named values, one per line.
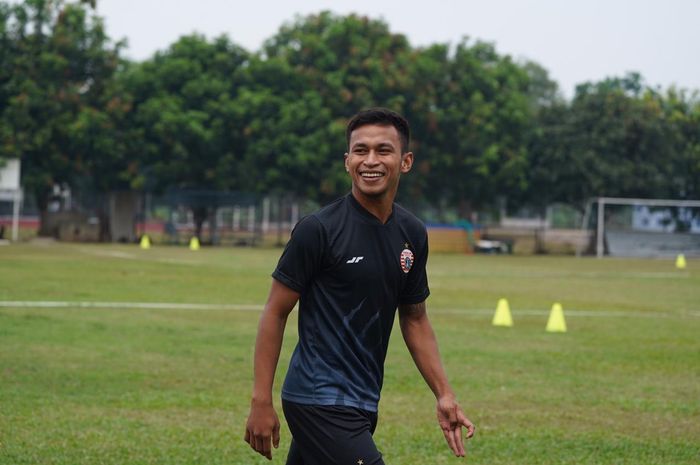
left=436, top=395, right=475, bottom=457
left=244, top=399, right=281, bottom=460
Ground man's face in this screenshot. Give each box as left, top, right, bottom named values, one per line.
left=344, top=124, right=413, bottom=201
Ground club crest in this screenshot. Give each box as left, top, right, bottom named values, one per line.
left=400, top=248, right=414, bottom=274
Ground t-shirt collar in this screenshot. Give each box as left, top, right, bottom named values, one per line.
left=347, top=192, right=395, bottom=225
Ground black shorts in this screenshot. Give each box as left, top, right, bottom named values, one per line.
left=282, top=399, right=385, bottom=465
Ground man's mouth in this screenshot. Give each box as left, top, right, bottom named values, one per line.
left=360, top=172, right=385, bottom=178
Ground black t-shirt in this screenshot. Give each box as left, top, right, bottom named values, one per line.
left=272, top=193, right=430, bottom=411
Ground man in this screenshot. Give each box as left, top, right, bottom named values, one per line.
left=244, top=108, right=475, bottom=464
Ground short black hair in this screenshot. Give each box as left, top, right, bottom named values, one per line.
left=346, top=107, right=410, bottom=153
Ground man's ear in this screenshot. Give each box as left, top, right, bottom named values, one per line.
left=344, top=153, right=349, bottom=172
left=401, top=152, right=414, bottom=173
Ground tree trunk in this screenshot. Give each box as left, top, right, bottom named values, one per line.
left=97, top=204, right=111, bottom=242
left=534, top=205, right=548, bottom=254
left=534, top=227, right=547, bottom=254
left=193, top=206, right=207, bottom=241
left=108, top=191, right=139, bottom=242
left=35, top=189, right=54, bottom=237
left=209, top=207, right=218, bottom=245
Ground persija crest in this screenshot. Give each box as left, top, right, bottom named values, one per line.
left=400, top=248, right=414, bottom=274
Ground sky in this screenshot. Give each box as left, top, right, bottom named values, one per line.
left=93, top=0, right=700, bottom=98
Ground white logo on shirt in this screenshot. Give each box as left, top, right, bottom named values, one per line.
left=346, top=256, right=364, bottom=264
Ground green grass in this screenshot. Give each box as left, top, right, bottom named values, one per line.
left=1, top=243, right=699, bottom=464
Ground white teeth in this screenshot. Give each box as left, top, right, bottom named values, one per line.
left=361, top=173, right=384, bottom=178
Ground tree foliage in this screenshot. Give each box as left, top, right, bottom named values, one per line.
left=119, top=34, right=250, bottom=236
left=2, top=2, right=699, bottom=239
left=408, top=40, right=534, bottom=216
left=528, top=73, right=700, bottom=212
left=0, top=0, right=121, bottom=234
left=261, top=12, right=415, bottom=201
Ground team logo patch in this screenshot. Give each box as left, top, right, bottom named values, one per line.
left=400, top=248, right=414, bottom=274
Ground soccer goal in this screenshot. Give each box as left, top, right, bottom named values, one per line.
left=579, top=197, right=700, bottom=258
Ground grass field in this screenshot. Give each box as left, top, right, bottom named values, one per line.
left=1, top=242, right=699, bottom=464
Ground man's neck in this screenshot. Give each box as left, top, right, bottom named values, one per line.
left=351, top=187, right=394, bottom=224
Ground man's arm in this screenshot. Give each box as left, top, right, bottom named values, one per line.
left=398, top=301, right=475, bottom=458
left=244, top=279, right=300, bottom=460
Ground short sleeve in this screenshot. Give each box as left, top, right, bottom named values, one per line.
left=271, top=215, right=326, bottom=293
left=399, top=227, right=430, bottom=305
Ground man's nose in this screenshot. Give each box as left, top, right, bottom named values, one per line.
left=364, top=150, right=380, bottom=166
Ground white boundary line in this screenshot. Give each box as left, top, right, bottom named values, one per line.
left=431, top=308, right=700, bottom=319
left=0, top=301, right=698, bottom=318
left=0, top=301, right=259, bottom=311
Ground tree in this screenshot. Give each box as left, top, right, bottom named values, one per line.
left=234, top=55, right=337, bottom=200
left=415, top=39, right=534, bottom=219
left=660, top=87, right=700, bottom=201
left=262, top=11, right=415, bottom=201
left=66, top=66, right=143, bottom=241
left=264, top=11, right=414, bottom=114
left=122, top=34, right=250, bottom=239
left=521, top=60, right=561, bottom=110
left=0, top=0, right=121, bottom=235
left=525, top=73, right=695, bottom=214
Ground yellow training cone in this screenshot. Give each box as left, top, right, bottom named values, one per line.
left=546, top=302, right=567, bottom=333
left=492, top=298, right=513, bottom=327
left=139, top=234, right=151, bottom=250
left=189, top=236, right=200, bottom=251
left=675, top=254, right=687, bottom=270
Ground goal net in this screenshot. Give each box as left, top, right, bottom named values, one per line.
left=582, top=197, right=700, bottom=258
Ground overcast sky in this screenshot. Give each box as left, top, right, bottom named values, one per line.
left=94, top=0, right=700, bottom=98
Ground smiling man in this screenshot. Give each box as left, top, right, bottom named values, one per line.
left=244, top=108, right=475, bottom=464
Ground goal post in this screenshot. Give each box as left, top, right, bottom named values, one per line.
left=584, top=197, right=700, bottom=258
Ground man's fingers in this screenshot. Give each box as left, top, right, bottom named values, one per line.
left=462, top=419, right=475, bottom=439
left=441, top=428, right=453, bottom=454
left=252, top=434, right=261, bottom=454
left=442, top=427, right=459, bottom=456
left=261, top=434, right=272, bottom=458
left=252, top=433, right=271, bottom=459
left=457, top=410, right=476, bottom=439
left=273, top=422, right=281, bottom=448
left=453, top=426, right=465, bottom=456
left=262, top=437, right=272, bottom=460
left=248, top=431, right=261, bottom=454
left=466, top=421, right=476, bottom=439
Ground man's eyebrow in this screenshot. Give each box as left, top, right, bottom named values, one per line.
left=351, top=141, right=396, bottom=148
